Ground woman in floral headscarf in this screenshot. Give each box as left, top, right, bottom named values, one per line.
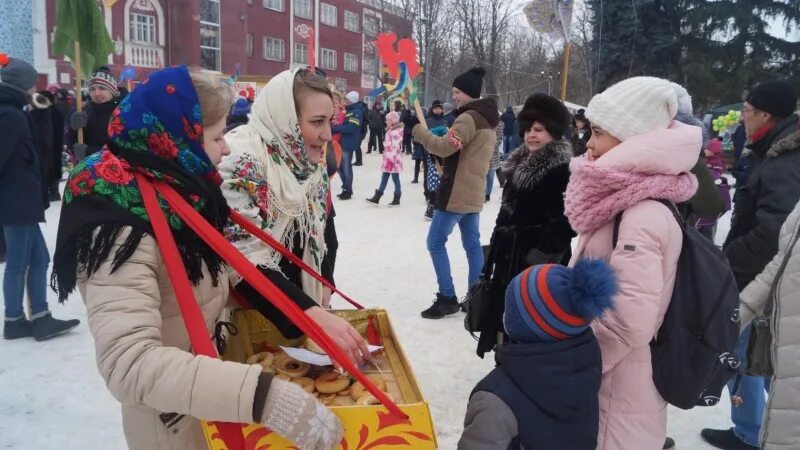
left=221, top=67, right=369, bottom=365
left=52, top=66, right=342, bottom=450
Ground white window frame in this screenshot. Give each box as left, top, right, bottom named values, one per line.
left=294, top=0, right=312, bottom=19
left=344, top=10, right=360, bottom=33
left=130, top=13, right=156, bottom=44
left=294, top=42, right=309, bottom=65
left=320, top=48, right=337, bottom=70
left=344, top=53, right=358, bottom=72
left=263, top=0, right=283, bottom=11
left=264, top=37, right=285, bottom=61
left=320, top=3, right=337, bottom=27
left=199, top=0, right=221, bottom=72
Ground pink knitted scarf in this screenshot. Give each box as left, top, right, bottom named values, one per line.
left=564, top=158, right=698, bottom=233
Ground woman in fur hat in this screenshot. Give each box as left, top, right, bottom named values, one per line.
left=475, top=93, right=576, bottom=357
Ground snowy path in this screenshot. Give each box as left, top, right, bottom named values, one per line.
left=1, top=146, right=735, bottom=449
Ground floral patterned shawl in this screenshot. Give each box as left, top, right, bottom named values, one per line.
left=52, top=66, right=230, bottom=301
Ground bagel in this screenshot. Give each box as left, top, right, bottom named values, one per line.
left=245, top=352, right=275, bottom=372
left=275, top=357, right=310, bottom=378
left=275, top=373, right=291, bottom=381
left=350, top=375, right=387, bottom=401
left=272, top=352, right=291, bottom=368
left=356, top=392, right=394, bottom=406
left=303, top=338, right=326, bottom=355
left=337, top=388, right=351, bottom=397
left=315, top=371, right=350, bottom=394
left=291, top=376, right=315, bottom=394
left=320, top=393, right=337, bottom=406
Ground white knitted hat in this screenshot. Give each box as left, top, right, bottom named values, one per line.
left=585, top=76, right=678, bottom=142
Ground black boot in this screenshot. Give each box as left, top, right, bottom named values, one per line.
left=424, top=203, right=434, bottom=221
left=337, top=191, right=353, bottom=200
left=388, top=192, right=401, bottom=207
left=32, top=313, right=80, bottom=341
left=701, top=429, right=757, bottom=450
left=421, top=293, right=460, bottom=319
left=366, top=190, right=383, bottom=205
left=663, top=437, right=675, bottom=450
left=3, top=318, right=34, bottom=340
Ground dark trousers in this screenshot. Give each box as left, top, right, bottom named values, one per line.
left=403, top=134, right=412, bottom=154
left=367, top=127, right=384, bottom=153
left=414, top=159, right=423, bottom=182
left=355, top=135, right=366, bottom=165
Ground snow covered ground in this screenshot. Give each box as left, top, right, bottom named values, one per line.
left=1, top=147, right=736, bottom=449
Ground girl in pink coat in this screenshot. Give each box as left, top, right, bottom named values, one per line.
left=366, top=111, right=404, bottom=206
left=564, top=77, right=701, bottom=450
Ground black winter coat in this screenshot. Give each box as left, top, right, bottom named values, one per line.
left=368, top=108, right=385, bottom=129
left=0, top=84, right=48, bottom=226
left=29, top=103, right=64, bottom=185
left=724, top=115, right=800, bottom=290
left=68, top=99, right=118, bottom=158
left=500, top=108, right=515, bottom=136
left=477, top=140, right=576, bottom=357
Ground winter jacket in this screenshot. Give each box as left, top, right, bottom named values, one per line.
left=381, top=127, right=404, bottom=174
left=68, top=98, right=118, bottom=157
left=459, top=331, right=602, bottom=450
left=500, top=107, right=515, bottom=136
left=29, top=101, right=64, bottom=185
left=569, top=126, right=698, bottom=450
left=740, top=200, right=800, bottom=450
left=724, top=115, right=800, bottom=291
left=331, top=102, right=363, bottom=152
left=571, top=127, right=591, bottom=157
left=367, top=108, right=385, bottom=130
left=412, top=98, right=500, bottom=213
left=78, top=228, right=263, bottom=450
left=0, top=83, right=48, bottom=226
left=476, top=141, right=576, bottom=357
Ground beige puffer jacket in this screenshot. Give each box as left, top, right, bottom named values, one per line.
left=78, top=227, right=263, bottom=450
left=740, top=200, right=800, bottom=450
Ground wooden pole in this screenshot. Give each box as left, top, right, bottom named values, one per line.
left=559, top=41, right=572, bottom=102
left=73, top=41, right=84, bottom=144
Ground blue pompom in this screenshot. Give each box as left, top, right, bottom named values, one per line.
left=568, top=259, right=618, bottom=321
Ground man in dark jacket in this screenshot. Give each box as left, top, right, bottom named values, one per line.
left=332, top=91, right=364, bottom=200
left=68, top=66, right=119, bottom=161
left=0, top=56, right=80, bottom=341
left=366, top=103, right=385, bottom=154
left=499, top=105, right=516, bottom=154
left=411, top=67, right=499, bottom=318
left=702, top=80, right=800, bottom=450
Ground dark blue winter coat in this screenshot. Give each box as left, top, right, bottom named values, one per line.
left=500, top=107, right=516, bottom=136
left=459, top=330, right=601, bottom=450
left=0, top=83, right=48, bottom=226
left=332, top=102, right=364, bottom=152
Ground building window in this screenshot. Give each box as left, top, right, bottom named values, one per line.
left=130, top=13, right=156, bottom=44
left=344, top=53, right=358, bottom=72
left=264, top=37, right=285, bottom=61
left=320, top=3, right=337, bottom=27
left=294, top=0, right=312, bottom=19
left=335, top=78, right=347, bottom=93
left=363, top=57, right=376, bottom=75
left=263, top=0, right=283, bottom=11
left=320, top=48, right=336, bottom=70
left=364, top=15, right=379, bottom=37
left=294, top=42, right=308, bottom=65
left=200, top=0, right=221, bottom=71
left=246, top=33, right=254, bottom=57
left=344, top=11, right=360, bottom=32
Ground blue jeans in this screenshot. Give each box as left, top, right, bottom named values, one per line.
left=728, top=324, right=770, bottom=446
left=377, top=172, right=401, bottom=194
left=3, top=224, right=50, bottom=320
left=338, top=150, right=354, bottom=193
left=503, top=135, right=514, bottom=154
left=426, top=211, right=483, bottom=297
left=486, top=170, right=495, bottom=197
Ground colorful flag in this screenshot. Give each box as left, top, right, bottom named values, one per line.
left=52, top=0, right=115, bottom=77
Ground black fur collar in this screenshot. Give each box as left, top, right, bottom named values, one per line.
left=502, top=139, right=573, bottom=191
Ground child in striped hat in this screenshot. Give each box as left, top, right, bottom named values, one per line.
left=459, top=259, right=617, bottom=450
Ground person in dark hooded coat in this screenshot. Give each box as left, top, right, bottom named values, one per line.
left=459, top=259, right=617, bottom=450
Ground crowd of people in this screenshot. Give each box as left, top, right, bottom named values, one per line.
left=2, top=48, right=799, bottom=450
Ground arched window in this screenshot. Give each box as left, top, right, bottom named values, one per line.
left=124, top=0, right=165, bottom=68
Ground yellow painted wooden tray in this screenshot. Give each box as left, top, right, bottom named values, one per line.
left=202, top=309, right=437, bottom=449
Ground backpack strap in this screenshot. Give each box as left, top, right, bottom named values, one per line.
left=612, top=213, right=623, bottom=248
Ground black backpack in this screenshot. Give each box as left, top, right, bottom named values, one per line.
left=613, top=199, right=740, bottom=409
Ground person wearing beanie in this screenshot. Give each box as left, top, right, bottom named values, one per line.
left=225, top=96, right=251, bottom=133
left=332, top=89, right=365, bottom=199
left=564, top=76, right=701, bottom=449
left=366, top=102, right=386, bottom=154
left=475, top=92, right=576, bottom=357
left=702, top=81, right=800, bottom=450
left=571, top=108, right=592, bottom=157
left=410, top=66, right=500, bottom=319
left=0, top=54, right=80, bottom=340
left=68, top=66, right=120, bottom=161
left=366, top=111, right=404, bottom=206
left=459, top=259, right=617, bottom=450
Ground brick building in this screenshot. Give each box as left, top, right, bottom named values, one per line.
left=33, top=0, right=413, bottom=98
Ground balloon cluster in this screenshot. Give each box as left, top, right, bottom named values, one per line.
left=712, top=110, right=741, bottom=133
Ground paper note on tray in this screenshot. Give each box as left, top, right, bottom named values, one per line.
left=280, top=345, right=383, bottom=366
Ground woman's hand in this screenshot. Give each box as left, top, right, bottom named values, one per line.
left=321, top=287, right=333, bottom=309
left=305, top=306, right=369, bottom=366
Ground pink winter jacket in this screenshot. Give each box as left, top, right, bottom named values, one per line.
left=569, top=123, right=701, bottom=450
